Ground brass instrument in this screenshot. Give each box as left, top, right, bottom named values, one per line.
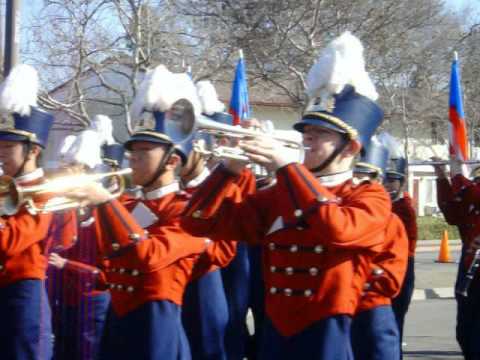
left=0, top=168, right=132, bottom=215
left=409, top=160, right=480, bottom=166
left=164, top=110, right=305, bottom=163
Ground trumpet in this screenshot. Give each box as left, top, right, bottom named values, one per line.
left=0, top=168, right=132, bottom=215
left=164, top=110, right=305, bottom=162
left=409, top=160, right=480, bottom=166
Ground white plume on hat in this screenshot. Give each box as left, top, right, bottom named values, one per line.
left=92, top=114, right=115, bottom=145
left=59, top=130, right=102, bottom=169
left=377, top=131, right=403, bottom=159
left=0, top=64, right=39, bottom=116
left=196, top=81, right=225, bottom=115
left=130, top=65, right=201, bottom=122
left=305, top=31, right=378, bottom=107
left=59, top=134, right=77, bottom=156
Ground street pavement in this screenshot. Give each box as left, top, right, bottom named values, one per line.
left=404, top=245, right=464, bottom=359
left=404, top=299, right=463, bottom=359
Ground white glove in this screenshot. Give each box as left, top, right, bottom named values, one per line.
left=450, top=157, right=469, bottom=178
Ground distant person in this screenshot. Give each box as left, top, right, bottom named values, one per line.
left=434, top=158, right=480, bottom=360
left=384, top=157, right=418, bottom=359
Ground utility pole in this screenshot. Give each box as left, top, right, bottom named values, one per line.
left=4, top=0, right=20, bottom=77
left=0, top=1, right=5, bottom=72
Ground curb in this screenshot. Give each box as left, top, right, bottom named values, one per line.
left=416, top=239, right=462, bottom=253
left=412, top=287, right=455, bottom=301
left=416, top=245, right=462, bottom=253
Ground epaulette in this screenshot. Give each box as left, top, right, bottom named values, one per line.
left=351, top=176, right=371, bottom=188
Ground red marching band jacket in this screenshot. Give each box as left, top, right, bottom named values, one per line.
left=356, top=213, right=409, bottom=313
left=0, top=169, right=77, bottom=288
left=392, top=192, right=418, bottom=258
left=436, top=176, right=472, bottom=242
left=184, top=167, right=257, bottom=280
left=89, top=172, right=255, bottom=318
left=92, top=185, right=206, bottom=317
left=181, top=163, right=392, bottom=337
left=438, top=174, right=480, bottom=268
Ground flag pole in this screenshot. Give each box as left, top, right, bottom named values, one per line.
left=239, top=49, right=243, bottom=59
left=454, top=51, right=458, bottom=62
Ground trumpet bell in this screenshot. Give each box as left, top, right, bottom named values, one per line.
left=163, top=99, right=196, bottom=144
left=0, top=168, right=132, bottom=215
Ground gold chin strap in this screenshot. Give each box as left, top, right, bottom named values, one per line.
left=0, top=129, right=38, bottom=142
left=355, top=162, right=382, bottom=176
left=302, top=112, right=358, bottom=140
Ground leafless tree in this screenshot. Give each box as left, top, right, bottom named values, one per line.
left=22, top=0, right=479, bottom=151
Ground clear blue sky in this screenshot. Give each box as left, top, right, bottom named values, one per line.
left=15, top=0, right=480, bottom=60
left=445, top=0, right=479, bottom=14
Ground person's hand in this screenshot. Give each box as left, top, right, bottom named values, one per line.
left=48, top=253, right=67, bottom=269
left=239, top=137, right=298, bottom=172
left=450, top=157, right=469, bottom=178
left=223, top=158, right=248, bottom=175
left=241, top=118, right=261, bottom=130
left=66, top=181, right=114, bottom=207
left=430, top=156, right=447, bottom=179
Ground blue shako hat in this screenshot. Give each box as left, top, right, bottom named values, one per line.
left=0, top=108, right=54, bottom=148
left=293, top=32, right=383, bottom=152
left=385, top=157, right=407, bottom=180
left=0, top=64, right=54, bottom=148
left=102, top=143, right=125, bottom=167
left=208, top=111, right=233, bottom=125
left=354, top=137, right=389, bottom=177
left=124, top=110, right=174, bottom=151
left=295, top=85, right=383, bottom=150
left=125, top=65, right=200, bottom=156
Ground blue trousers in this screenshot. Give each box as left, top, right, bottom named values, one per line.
left=0, top=279, right=53, bottom=360
left=53, top=292, right=110, bottom=360
left=99, top=300, right=191, bottom=360
left=246, top=245, right=265, bottom=360
left=351, top=305, right=400, bottom=360
left=221, top=243, right=250, bottom=360
left=182, top=270, right=228, bottom=360
left=259, top=316, right=354, bottom=360
left=456, top=246, right=480, bottom=360
left=392, top=256, right=415, bottom=359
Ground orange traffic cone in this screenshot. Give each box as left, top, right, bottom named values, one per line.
left=436, top=230, right=453, bottom=263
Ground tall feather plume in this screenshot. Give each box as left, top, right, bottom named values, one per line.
left=130, top=68, right=155, bottom=123
left=196, top=80, right=225, bottom=115
left=306, top=31, right=378, bottom=107
left=130, top=65, right=201, bottom=124
left=0, top=64, right=39, bottom=116
left=59, top=135, right=78, bottom=158
left=92, top=114, right=115, bottom=145
left=60, top=130, right=102, bottom=169
left=377, top=131, right=404, bottom=158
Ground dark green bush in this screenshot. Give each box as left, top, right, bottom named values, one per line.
left=417, top=216, right=460, bottom=240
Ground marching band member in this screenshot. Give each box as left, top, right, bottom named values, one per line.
left=179, top=80, right=232, bottom=360
left=48, top=118, right=121, bottom=360
left=384, top=157, right=418, bottom=358
left=181, top=32, right=390, bottom=360
left=68, top=65, right=217, bottom=360
left=434, top=160, right=480, bottom=359
left=351, top=137, right=408, bottom=360
left=0, top=64, right=76, bottom=359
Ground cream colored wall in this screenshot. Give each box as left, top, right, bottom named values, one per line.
left=251, top=105, right=301, bottom=130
